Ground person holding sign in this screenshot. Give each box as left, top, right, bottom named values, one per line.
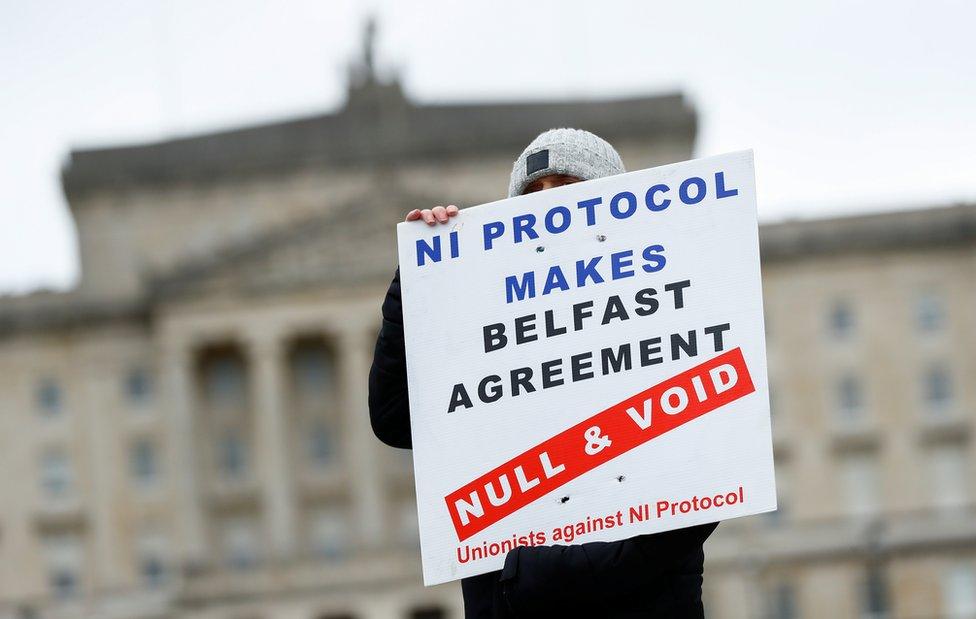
left=369, top=129, right=718, bottom=618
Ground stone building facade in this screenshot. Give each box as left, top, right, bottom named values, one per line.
left=0, top=47, right=974, bottom=619
left=710, top=206, right=976, bottom=619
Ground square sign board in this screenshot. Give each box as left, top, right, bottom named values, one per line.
left=397, top=150, right=775, bottom=585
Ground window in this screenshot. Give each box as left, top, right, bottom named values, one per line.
left=916, top=292, right=946, bottom=332
left=204, top=354, right=247, bottom=408
left=836, top=374, right=866, bottom=423
left=765, top=582, right=797, bottom=619
left=860, top=565, right=890, bottom=619
left=310, top=510, right=348, bottom=561
left=37, top=378, right=62, bottom=417
left=222, top=519, right=260, bottom=570
left=840, top=453, right=880, bottom=517
left=40, top=450, right=73, bottom=499
left=292, top=345, right=333, bottom=396
left=125, top=368, right=152, bottom=405
left=308, top=421, right=334, bottom=467
left=218, top=431, right=248, bottom=480
left=51, top=569, right=78, bottom=599
left=928, top=445, right=969, bottom=510
left=43, top=534, right=82, bottom=599
left=923, top=364, right=953, bottom=414
left=137, top=534, right=168, bottom=588
left=290, top=342, right=337, bottom=469
left=130, top=439, right=158, bottom=488
left=828, top=300, right=855, bottom=339
left=141, top=554, right=166, bottom=588
left=944, top=564, right=976, bottom=619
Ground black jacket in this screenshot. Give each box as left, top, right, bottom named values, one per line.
left=368, top=268, right=717, bottom=618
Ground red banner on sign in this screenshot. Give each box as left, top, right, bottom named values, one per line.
left=445, top=347, right=755, bottom=541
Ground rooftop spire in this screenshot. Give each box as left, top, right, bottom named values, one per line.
left=349, top=15, right=380, bottom=89
left=345, top=15, right=405, bottom=110
left=362, top=16, right=377, bottom=81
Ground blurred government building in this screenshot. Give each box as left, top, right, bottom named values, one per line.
left=1, top=28, right=974, bottom=619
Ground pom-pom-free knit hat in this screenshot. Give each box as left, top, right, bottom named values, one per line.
left=508, top=128, right=626, bottom=198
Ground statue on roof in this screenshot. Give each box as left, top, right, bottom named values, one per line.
left=345, top=15, right=404, bottom=108
left=349, top=15, right=380, bottom=89
left=362, top=16, right=377, bottom=81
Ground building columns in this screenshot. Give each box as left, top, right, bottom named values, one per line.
left=162, top=344, right=207, bottom=568
left=339, top=327, right=386, bottom=549
left=249, top=334, right=298, bottom=559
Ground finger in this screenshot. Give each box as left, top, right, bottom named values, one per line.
left=446, top=205, right=459, bottom=217
left=421, top=209, right=436, bottom=225
left=405, top=209, right=422, bottom=222
left=432, top=205, right=448, bottom=223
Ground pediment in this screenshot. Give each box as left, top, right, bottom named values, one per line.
left=150, top=188, right=441, bottom=301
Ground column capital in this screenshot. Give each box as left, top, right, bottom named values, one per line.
left=335, top=322, right=380, bottom=352
left=158, top=338, right=195, bottom=366
left=242, top=328, right=288, bottom=361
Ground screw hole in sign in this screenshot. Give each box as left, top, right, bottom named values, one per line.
left=559, top=496, right=570, bottom=504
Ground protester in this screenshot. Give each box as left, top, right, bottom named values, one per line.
left=368, top=128, right=717, bottom=618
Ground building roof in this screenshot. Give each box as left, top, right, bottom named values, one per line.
left=61, top=82, right=697, bottom=200
left=759, top=202, right=976, bottom=260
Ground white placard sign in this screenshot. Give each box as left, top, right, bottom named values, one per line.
left=397, top=150, right=776, bottom=585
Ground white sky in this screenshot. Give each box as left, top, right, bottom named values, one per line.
left=2, top=0, right=974, bottom=294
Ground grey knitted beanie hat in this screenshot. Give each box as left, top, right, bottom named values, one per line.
left=508, top=128, right=626, bottom=198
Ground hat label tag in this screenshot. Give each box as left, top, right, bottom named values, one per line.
left=526, top=149, right=550, bottom=175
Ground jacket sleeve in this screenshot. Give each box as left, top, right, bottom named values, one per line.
left=367, top=268, right=413, bottom=449
left=499, top=523, right=718, bottom=613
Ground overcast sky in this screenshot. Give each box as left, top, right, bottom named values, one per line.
left=2, top=0, right=974, bottom=293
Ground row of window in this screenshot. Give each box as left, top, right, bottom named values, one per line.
left=37, top=345, right=341, bottom=498
left=39, top=438, right=161, bottom=499
left=43, top=533, right=167, bottom=599
left=220, top=502, right=421, bottom=571
left=764, top=563, right=976, bottom=619
left=222, top=500, right=421, bottom=571
left=768, top=362, right=958, bottom=427
left=36, top=369, right=152, bottom=417
left=221, top=511, right=348, bottom=570
left=202, top=343, right=338, bottom=482
left=201, top=342, right=335, bottom=408
left=215, top=422, right=335, bottom=482
left=30, top=292, right=950, bottom=417
left=34, top=339, right=337, bottom=417
left=822, top=291, right=949, bottom=340
left=38, top=425, right=340, bottom=500
left=40, top=503, right=421, bottom=599
left=768, top=443, right=971, bottom=525
left=221, top=504, right=420, bottom=570
left=835, top=364, right=955, bottom=419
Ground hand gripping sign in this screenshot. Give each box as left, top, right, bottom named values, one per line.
left=397, top=151, right=776, bottom=585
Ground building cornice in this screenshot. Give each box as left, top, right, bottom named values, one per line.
left=760, top=203, right=976, bottom=262
left=61, top=91, right=697, bottom=202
